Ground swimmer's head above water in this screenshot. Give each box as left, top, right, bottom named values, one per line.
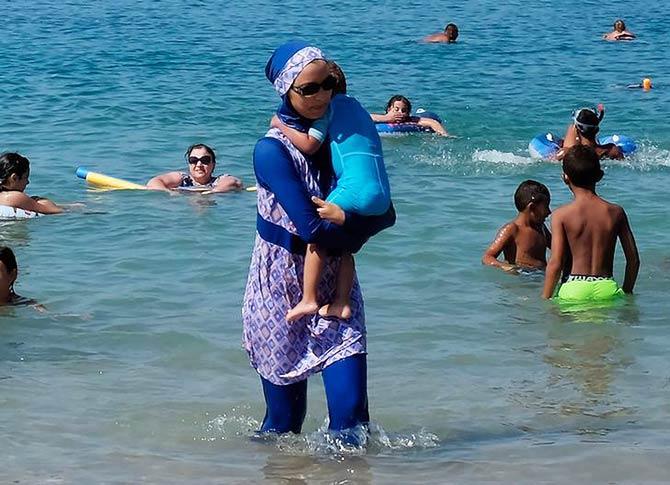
left=184, top=143, right=217, bottom=185
left=572, top=107, right=604, bottom=139
left=0, top=246, right=18, bottom=303
left=613, top=19, right=626, bottom=32
left=385, top=95, right=412, bottom=120
left=444, top=23, right=459, bottom=42
left=0, top=152, right=30, bottom=193
left=514, top=180, right=551, bottom=223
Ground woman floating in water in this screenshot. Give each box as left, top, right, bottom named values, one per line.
left=603, top=19, right=636, bottom=41
left=147, top=143, right=242, bottom=194
left=0, top=152, right=63, bottom=215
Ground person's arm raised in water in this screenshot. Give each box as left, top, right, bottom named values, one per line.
left=617, top=208, right=640, bottom=293
left=370, top=111, right=405, bottom=123
left=542, top=210, right=567, bottom=298
left=482, top=223, right=518, bottom=272
left=271, top=115, right=325, bottom=155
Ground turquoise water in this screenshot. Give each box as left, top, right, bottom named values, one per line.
left=2, top=0, right=670, bottom=483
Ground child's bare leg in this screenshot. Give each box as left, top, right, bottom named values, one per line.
left=319, top=253, right=354, bottom=319
left=287, top=244, right=326, bottom=322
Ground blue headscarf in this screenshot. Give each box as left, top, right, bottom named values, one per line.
left=265, top=41, right=325, bottom=132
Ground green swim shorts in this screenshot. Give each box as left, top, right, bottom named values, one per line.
left=556, top=275, right=624, bottom=301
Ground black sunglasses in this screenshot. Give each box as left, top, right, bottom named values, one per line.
left=291, top=75, right=337, bottom=97
left=188, top=155, right=213, bottom=165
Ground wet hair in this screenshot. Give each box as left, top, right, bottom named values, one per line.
left=614, top=19, right=626, bottom=31
left=184, top=144, right=216, bottom=164
left=514, top=180, right=550, bottom=212
left=328, top=61, right=347, bottom=95
left=0, top=246, right=17, bottom=274
left=445, top=23, right=459, bottom=39
left=386, top=95, right=412, bottom=114
left=574, top=108, right=600, bottom=139
left=562, top=145, right=604, bottom=188
left=0, top=152, right=30, bottom=190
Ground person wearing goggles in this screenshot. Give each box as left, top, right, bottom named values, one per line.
left=556, top=105, right=623, bottom=161
left=147, top=143, right=242, bottom=193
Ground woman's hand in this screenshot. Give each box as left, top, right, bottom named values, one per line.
left=311, top=196, right=345, bottom=225
left=203, top=176, right=243, bottom=194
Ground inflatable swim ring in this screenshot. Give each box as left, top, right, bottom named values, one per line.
left=0, top=205, right=39, bottom=220
left=375, top=109, right=442, bottom=136
left=528, top=132, right=637, bottom=159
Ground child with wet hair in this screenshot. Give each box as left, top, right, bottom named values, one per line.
left=542, top=145, right=639, bottom=300
left=0, top=152, right=63, bottom=214
left=483, top=180, right=552, bottom=272
left=370, top=95, right=451, bottom=136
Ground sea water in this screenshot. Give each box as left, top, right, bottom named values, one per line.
left=1, top=0, right=670, bottom=483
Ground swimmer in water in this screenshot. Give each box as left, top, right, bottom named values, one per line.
left=0, top=247, right=18, bottom=305
left=603, top=19, right=636, bottom=41
left=482, top=180, right=552, bottom=273
left=542, top=145, right=639, bottom=300
left=0, top=152, right=63, bottom=214
left=147, top=144, right=243, bottom=193
left=556, top=105, right=624, bottom=161
left=424, top=23, right=459, bottom=43
left=370, top=95, right=451, bottom=136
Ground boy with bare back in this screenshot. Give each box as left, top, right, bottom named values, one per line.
left=542, top=145, right=639, bottom=300
left=483, top=180, right=551, bottom=272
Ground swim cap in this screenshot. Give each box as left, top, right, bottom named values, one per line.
left=572, top=107, right=603, bottom=136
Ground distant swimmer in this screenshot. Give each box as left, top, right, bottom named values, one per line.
left=370, top=95, right=451, bottom=136
left=556, top=105, right=624, bottom=161
left=482, top=180, right=552, bottom=273
left=542, top=145, right=639, bottom=300
left=627, top=78, right=653, bottom=90
left=603, top=19, right=636, bottom=41
left=147, top=143, right=242, bottom=194
left=0, top=152, right=63, bottom=214
left=424, top=23, right=459, bottom=43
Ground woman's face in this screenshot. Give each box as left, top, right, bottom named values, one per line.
left=187, top=147, right=215, bottom=184
left=287, top=60, right=333, bottom=120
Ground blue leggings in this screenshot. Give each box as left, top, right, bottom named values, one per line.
left=259, top=353, right=369, bottom=434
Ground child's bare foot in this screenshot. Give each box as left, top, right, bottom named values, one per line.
left=286, top=300, right=319, bottom=322
left=318, top=301, right=352, bottom=320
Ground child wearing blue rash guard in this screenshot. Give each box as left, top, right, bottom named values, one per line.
left=272, top=62, right=392, bottom=321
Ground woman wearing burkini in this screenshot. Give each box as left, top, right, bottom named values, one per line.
left=242, top=41, right=395, bottom=438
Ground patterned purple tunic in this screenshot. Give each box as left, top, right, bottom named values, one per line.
left=242, top=129, right=366, bottom=386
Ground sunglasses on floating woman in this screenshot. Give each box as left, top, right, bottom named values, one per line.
left=188, top=155, right=213, bottom=165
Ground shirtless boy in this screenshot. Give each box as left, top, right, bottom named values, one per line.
left=542, top=145, right=639, bottom=300
left=483, top=180, right=551, bottom=272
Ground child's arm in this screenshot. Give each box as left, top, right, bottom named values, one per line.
left=370, top=112, right=405, bottom=123
left=482, top=223, right=517, bottom=271
left=542, top=212, right=566, bottom=298
left=311, top=196, right=345, bottom=225
left=417, top=117, right=450, bottom=136
left=5, top=191, right=63, bottom=214
left=272, top=115, right=324, bottom=155
left=618, top=209, right=640, bottom=293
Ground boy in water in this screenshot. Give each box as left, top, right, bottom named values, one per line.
left=0, top=247, right=19, bottom=305
left=482, top=180, right=552, bottom=272
left=424, top=23, right=459, bottom=43
left=272, top=62, right=392, bottom=321
left=557, top=106, right=623, bottom=161
left=603, top=19, right=636, bottom=41
left=542, top=145, right=639, bottom=300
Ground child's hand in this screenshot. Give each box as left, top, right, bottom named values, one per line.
left=311, top=196, right=345, bottom=225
